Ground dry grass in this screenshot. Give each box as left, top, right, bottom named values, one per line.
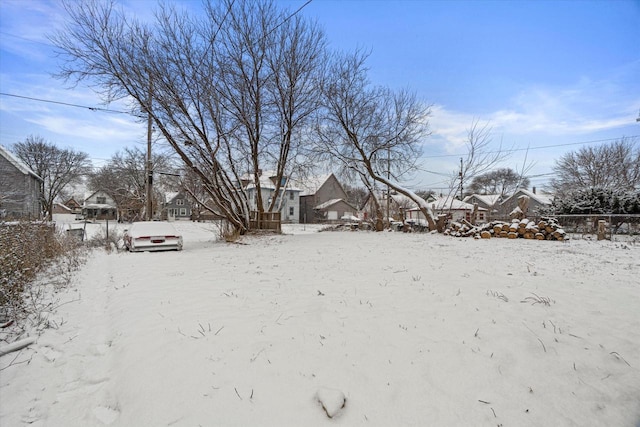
left=0, top=221, right=87, bottom=333
left=521, top=292, right=554, bottom=306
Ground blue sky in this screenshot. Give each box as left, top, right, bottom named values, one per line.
left=1, top=0, right=639, bottom=192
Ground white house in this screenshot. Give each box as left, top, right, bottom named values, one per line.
left=405, top=197, right=488, bottom=224
left=83, top=190, right=117, bottom=220
left=244, top=172, right=301, bottom=223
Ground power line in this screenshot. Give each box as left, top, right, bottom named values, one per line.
left=422, top=135, right=640, bottom=159
left=0, top=92, right=133, bottom=115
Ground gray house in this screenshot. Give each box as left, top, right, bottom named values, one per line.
left=499, top=188, right=552, bottom=219
left=0, top=144, right=43, bottom=219
left=463, top=194, right=502, bottom=221
left=163, top=191, right=192, bottom=220
left=295, top=173, right=357, bottom=223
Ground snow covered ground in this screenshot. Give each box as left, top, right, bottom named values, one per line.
left=1, top=221, right=639, bottom=426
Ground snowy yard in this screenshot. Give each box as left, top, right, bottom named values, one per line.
left=1, top=222, right=639, bottom=426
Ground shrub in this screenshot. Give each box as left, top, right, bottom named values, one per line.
left=0, top=221, right=86, bottom=325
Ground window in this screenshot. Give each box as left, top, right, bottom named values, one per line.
left=289, top=206, right=294, bottom=216
left=180, top=208, right=187, bottom=216
left=289, top=191, right=294, bottom=200
left=96, top=196, right=106, bottom=204
left=176, top=199, right=184, bottom=205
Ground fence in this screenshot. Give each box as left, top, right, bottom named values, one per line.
left=249, top=211, right=281, bottom=232
left=548, top=214, right=640, bottom=240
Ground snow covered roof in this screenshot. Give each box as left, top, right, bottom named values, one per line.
left=84, top=203, right=116, bottom=210
left=245, top=175, right=301, bottom=192
left=53, top=203, right=72, bottom=213
left=463, top=194, right=501, bottom=207
left=390, top=193, right=416, bottom=206
left=424, top=197, right=487, bottom=211
left=314, top=198, right=343, bottom=210
left=0, top=144, right=43, bottom=181
left=504, top=189, right=553, bottom=206
left=294, top=174, right=332, bottom=196
left=165, top=192, right=179, bottom=203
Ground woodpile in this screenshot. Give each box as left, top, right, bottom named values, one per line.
left=444, top=217, right=567, bottom=241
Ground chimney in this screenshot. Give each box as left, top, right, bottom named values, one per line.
left=532, top=186, right=536, bottom=194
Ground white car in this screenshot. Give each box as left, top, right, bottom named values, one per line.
left=123, top=221, right=183, bottom=252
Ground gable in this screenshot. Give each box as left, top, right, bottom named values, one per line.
left=84, top=190, right=116, bottom=207
left=502, top=189, right=552, bottom=207
left=0, top=144, right=43, bottom=181
left=316, top=174, right=348, bottom=201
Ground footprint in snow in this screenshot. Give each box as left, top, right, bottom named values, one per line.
left=316, top=387, right=346, bottom=418
left=93, top=406, right=119, bottom=425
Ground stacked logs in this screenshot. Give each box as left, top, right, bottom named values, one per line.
left=444, top=217, right=567, bottom=241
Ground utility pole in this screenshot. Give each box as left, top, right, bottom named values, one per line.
left=386, top=147, right=390, bottom=226
left=459, top=157, right=463, bottom=200
left=145, top=77, right=153, bottom=221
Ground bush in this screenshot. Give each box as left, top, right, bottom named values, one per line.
left=0, top=221, right=86, bottom=325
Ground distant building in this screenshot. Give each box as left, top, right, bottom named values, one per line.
left=499, top=188, right=552, bottom=219
left=406, top=197, right=487, bottom=224
left=163, top=191, right=192, bottom=220
left=83, top=190, right=117, bottom=220
left=463, top=194, right=502, bottom=221
left=0, top=144, right=43, bottom=219
left=244, top=171, right=301, bottom=223
left=294, top=173, right=356, bottom=223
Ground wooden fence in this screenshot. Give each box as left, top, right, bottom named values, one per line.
left=249, top=211, right=281, bottom=232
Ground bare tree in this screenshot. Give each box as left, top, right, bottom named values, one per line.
left=450, top=120, right=510, bottom=200
left=468, top=168, right=530, bottom=198
left=89, top=147, right=175, bottom=221
left=315, top=50, right=437, bottom=230
left=52, top=0, right=324, bottom=234
left=550, top=138, right=640, bottom=196
left=12, top=135, right=92, bottom=220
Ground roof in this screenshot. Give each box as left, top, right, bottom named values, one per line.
left=165, top=192, right=180, bottom=203
left=0, top=144, right=43, bottom=181
left=294, top=174, right=332, bottom=196
left=245, top=174, right=301, bottom=192
left=463, top=194, right=501, bottom=207
left=409, top=197, right=487, bottom=211
left=53, top=203, right=72, bottom=213
left=83, top=190, right=116, bottom=207
left=503, top=189, right=553, bottom=206
left=314, top=198, right=357, bottom=211
left=84, top=203, right=116, bottom=210
left=314, top=198, right=344, bottom=210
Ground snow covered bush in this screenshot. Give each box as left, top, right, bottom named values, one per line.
left=0, top=221, right=85, bottom=325
left=551, top=187, right=640, bottom=215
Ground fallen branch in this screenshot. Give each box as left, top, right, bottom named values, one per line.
left=610, top=351, right=631, bottom=367
left=0, top=337, right=37, bottom=357
left=537, top=338, right=547, bottom=353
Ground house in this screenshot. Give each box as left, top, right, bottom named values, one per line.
left=83, top=190, right=117, bottom=220
left=499, top=188, right=552, bottom=219
left=295, top=173, right=357, bottom=223
left=406, top=197, right=488, bottom=224
left=64, top=197, right=83, bottom=216
left=51, top=202, right=78, bottom=223
left=361, top=191, right=425, bottom=222
left=0, top=144, right=43, bottom=219
left=244, top=171, right=301, bottom=223
left=163, top=191, right=192, bottom=220
left=463, top=194, right=502, bottom=221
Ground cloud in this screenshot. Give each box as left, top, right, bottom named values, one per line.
left=27, top=113, right=142, bottom=143
left=427, top=65, right=640, bottom=155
